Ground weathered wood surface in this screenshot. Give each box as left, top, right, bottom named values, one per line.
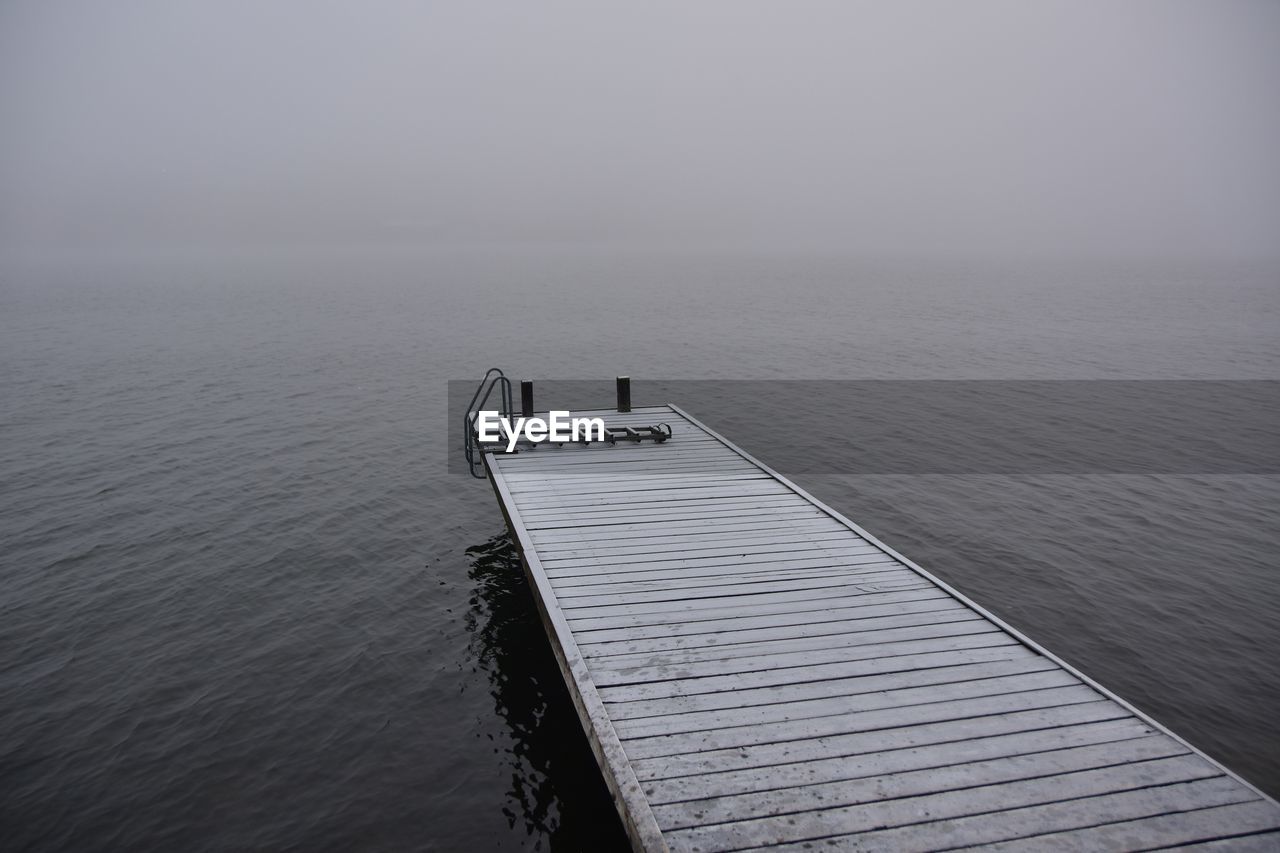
left=485, top=405, right=1279, bottom=852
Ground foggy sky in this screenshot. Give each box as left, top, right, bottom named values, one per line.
left=2, top=1, right=1278, bottom=259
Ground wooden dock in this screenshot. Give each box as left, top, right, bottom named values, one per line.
left=481, top=403, right=1280, bottom=851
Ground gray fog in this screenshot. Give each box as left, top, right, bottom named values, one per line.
left=2, top=0, right=1278, bottom=259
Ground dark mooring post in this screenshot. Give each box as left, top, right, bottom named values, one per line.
left=616, top=376, right=631, bottom=413
left=521, top=381, right=535, bottom=418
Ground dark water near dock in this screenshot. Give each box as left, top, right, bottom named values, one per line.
left=2, top=247, right=1278, bottom=851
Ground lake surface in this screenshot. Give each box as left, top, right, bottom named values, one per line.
left=2, top=246, right=1277, bottom=851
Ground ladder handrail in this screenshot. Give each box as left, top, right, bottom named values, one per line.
left=463, top=368, right=513, bottom=478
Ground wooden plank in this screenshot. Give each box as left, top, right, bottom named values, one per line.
left=528, top=508, right=834, bottom=531
left=547, top=557, right=899, bottom=589
left=552, top=550, right=901, bottom=584
left=555, top=555, right=906, bottom=594
left=506, top=461, right=763, bottom=479
left=580, top=603, right=975, bottom=660
left=588, top=619, right=997, bottom=677
left=556, top=571, right=916, bottom=613
left=651, top=734, right=1188, bottom=830
left=567, top=588, right=946, bottom=635
left=510, top=481, right=789, bottom=505
left=519, top=493, right=798, bottom=516
left=511, top=476, right=777, bottom=493
left=543, top=543, right=884, bottom=573
left=562, top=578, right=934, bottom=624
left=750, top=778, right=1258, bottom=853
left=531, top=517, right=845, bottom=544
left=508, top=477, right=767, bottom=494
left=518, top=493, right=806, bottom=516
left=523, top=509, right=826, bottom=531
left=527, top=512, right=839, bottom=537
left=542, top=527, right=866, bottom=554
left=588, top=632, right=1016, bottom=690
left=619, top=683, right=1099, bottom=761
left=541, top=531, right=859, bottom=560
left=517, top=487, right=804, bottom=508
left=981, top=801, right=1280, bottom=851
left=506, top=475, right=776, bottom=497
left=1163, top=825, right=1280, bottom=850
left=640, top=717, right=1155, bottom=802
left=549, top=547, right=890, bottom=577
left=506, top=464, right=764, bottom=482
left=575, top=591, right=955, bottom=643
left=554, top=564, right=911, bottom=607
left=501, top=466, right=757, bottom=479
left=503, top=466, right=763, bottom=481
left=550, top=560, right=903, bottom=596
left=505, top=467, right=753, bottom=481
left=627, top=701, right=1132, bottom=782
left=545, top=540, right=875, bottom=573
left=597, top=644, right=1035, bottom=706
left=493, top=448, right=744, bottom=468
left=518, top=498, right=808, bottom=524
left=510, top=479, right=773, bottom=497
left=614, top=668, right=1078, bottom=741
left=552, top=563, right=906, bottom=600
left=505, top=456, right=750, bottom=475
left=671, top=765, right=1238, bottom=852
left=600, top=654, right=1053, bottom=718
left=524, top=506, right=828, bottom=531
left=505, top=465, right=760, bottom=480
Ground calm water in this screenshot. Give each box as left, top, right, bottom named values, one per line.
left=2, top=246, right=1278, bottom=851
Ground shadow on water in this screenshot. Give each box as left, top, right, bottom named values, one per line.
left=465, top=532, right=631, bottom=852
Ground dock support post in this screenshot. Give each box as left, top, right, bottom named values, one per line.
left=616, top=376, right=631, bottom=413
left=521, top=381, right=534, bottom=418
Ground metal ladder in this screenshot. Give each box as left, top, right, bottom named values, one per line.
left=462, top=368, right=513, bottom=479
